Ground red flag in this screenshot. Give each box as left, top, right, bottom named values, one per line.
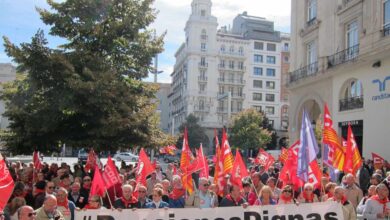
left=279, top=141, right=322, bottom=190
left=254, top=149, right=275, bottom=171
left=180, top=128, right=195, bottom=194
left=90, top=167, right=105, bottom=197
left=230, top=149, right=249, bottom=189
left=102, top=156, right=121, bottom=189
left=196, top=144, right=209, bottom=178
left=221, top=129, right=234, bottom=175
left=213, top=129, right=225, bottom=196
left=84, top=149, right=101, bottom=172
left=135, top=148, right=155, bottom=187
left=33, top=150, right=43, bottom=170
left=343, top=124, right=362, bottom=175
left=372, top=153, right=384, bottom=170
left=0, top=154, right=14, bottom=210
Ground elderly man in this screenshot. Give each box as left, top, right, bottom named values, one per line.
left=35, top=195, right=64, bottom=220
left=185, top=177, right=217, bottom=208
left=136, top=185, right=151, bottom=209
left=17, top=205, right=36, bottom=220
left=343, top=173, right=363, bottom=209
left=219, top=185, right=248, bottom=207
left=329, top=186, right=356, bottom=220
left=67, top=182, right=87, bottom=209
left=363, top=184, right=390, bottom=219
left=56, top=188, right=75, bottom=220
left=114, top=185, right=138, bottom=209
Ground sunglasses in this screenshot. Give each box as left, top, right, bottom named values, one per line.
left=138, top=191, right=146, bottom=193
left=283, top=190, right=292, bottom=193
left=304, top=188, right=313, bottom=191
left=203, top=184, right=210, bottom=187
left=28, top=212, right=37, bottom=217
left=48, top=186, right=55, bottom=189
left=84, top=179, right=91, bottom=182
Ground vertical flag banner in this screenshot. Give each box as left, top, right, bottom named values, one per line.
left=180, top=128, right=195, bottom=194
left=213, top=129, right=225, bottom=196
left=0, top=154, right=14, bottom=210
left=221, top=129, right=234, bottom=175
left=197, top=144, right=209, bottom=178
left=343, top=124, right=362, bottom=175
left=102, top=156, right=121, bottom=189
left=297, top=110, right=319, bottom=182
left=33, top=150, right=43, bottom=170
left=230, top=149, right=249, bottom=190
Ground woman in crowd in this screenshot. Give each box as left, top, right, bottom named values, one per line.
left=83, top=195, right=105, bottom=210
left=254, top=186, right=277, bottom=205
left=145, top=188, right=169, bottom=209
left=298, top=183, right=319, bottom=203
left=278, top=185, right=297, bottom=205
left=321, top=182, right=337, bottom=201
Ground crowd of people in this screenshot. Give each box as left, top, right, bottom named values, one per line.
left=0, top=156, right=389, bottom=220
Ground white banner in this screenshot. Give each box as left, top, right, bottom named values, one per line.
left=76, top=201, right=344, bottom=220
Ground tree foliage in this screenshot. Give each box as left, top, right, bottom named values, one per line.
left=176, top=114, right=209, bottom=150
left=229, top=109, right=273, bottom=150
left=1, top=0, right=170, bottom=154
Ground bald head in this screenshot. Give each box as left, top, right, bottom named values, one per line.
left=18, top=205, right=36, bottom=220
left=43, top=195, right=57, bottom=214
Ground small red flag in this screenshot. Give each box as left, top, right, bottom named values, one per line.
left=102, top=156, right=121, bottom=189
left=372, top=153, right=384, bottom=170
left=33, top=150, right=43, bottom=170
left=343, top=124, right=362, bottom=175
left=196, top=144, right=209, bottom=178
left=279, top=147, right=289, bottom=164
left=135, top=149, right=155, bottom=187
left=254, top=149, right=275, bottom=171
left=0, top=154, right=14, bottom=210
left=230, top=149, right=249, bottom=189
left=90, top=166, right=105, bottom=197
left=85, top=149, right=101, bottom=172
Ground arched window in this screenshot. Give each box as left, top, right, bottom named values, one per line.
left=339, top=79, right=364, bottom=111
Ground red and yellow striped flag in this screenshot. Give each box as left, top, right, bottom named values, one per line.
left=221, top=129, right=234, bottom=175
left=180, top=128, right=194, bottom=194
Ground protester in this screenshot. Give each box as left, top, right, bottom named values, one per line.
left=114, top=185, right=138, bottom=209
left=357, top=185, right=377, bottom=216
left=136, top=185, right=151, bottom=209
left=55, top=188, right=75, bottom=220
left=343, top=174, right=364, bottom=209
left=329, top=186, right=356, bottom=220
left=298, top=183, right=319, bottom=203
left=35, top=195, right=64, bottom=220
left=254, top=186, right=277, bottom=205
left=266, top=177, right=281, bottom=200
left=17, top=206, right=36, bottom=220
left=83, top=195, right=104, bottom=210
left=145, top=188, right=169, bottom=209
left=168, top=176, right=185, bottom=208
left=67, top=182, right=87, bottom=209
left=321, top=182, right=337, bottom=201
left=4, top=197, right=26, bottom=220
left=278, top=185, right=297, bottom=205
left=219, top=185, right=248, bottom=207
left=362, top=183, right=390, bottom=219
left=185, top=177, right=217, bottom=208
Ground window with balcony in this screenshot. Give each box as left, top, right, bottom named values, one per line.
left=238, top=61, right=244, bottom=70
left=266, top=68, right=275, bottom=77
left=267, top=56, right=276, bottom=64
left=266, top=94, right=275, bottom=102
left=307, top=0, right=317, bottom=23
left=220, top=45, right=226, bottom=53
left=284, top=56, right=289, bottom=63
left=229, top=46, right=235, bottom=53
left=339, top=79, right=364, bottom=111
left=346, top=20, right=359, bottom=49
left=201, top=43, right=207, bottom=51
left=228, top=60, right=235, bottom=69
left=283, top=43, right=289, bottom=51
left=199, top=84, right=206, bottom=92
left=254, top=54, right=263, bottom=63
left=254, top=67, right=263, bottom=76
left=266, top=81, right=275, bottom=89
left=201, top=29, right=207, bottom=40
left=253, top=80, right=263, bottom=88
left=265, top=106, right=275, bottom=115
left=267, top=43, right=276, bottom=51
left=384, top=0, right=390, bottom=36
left=219, top=86, right=225, bottom=94
left=254, top=42, right=264, bottom=50
left=307, top=40, right=317, bottom=71
left=253, top=93, right=262, bottom=101
left=220, top=60, right=225, bottom=68
left=238, top=47, right=244, bottom=55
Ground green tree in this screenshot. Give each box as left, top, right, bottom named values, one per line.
left=1, top=0, right=167, bottom=154
left=176, top=114, right=209, bottom=150
left=229, top=109, right=273, bottom=150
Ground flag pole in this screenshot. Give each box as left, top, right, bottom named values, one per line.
left=105, top=189, right=113, bottom=209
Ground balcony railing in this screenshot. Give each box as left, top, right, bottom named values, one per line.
left=218, top=78, right=246, bottom=85
left=384, top=23, right=390, bottom=37
left=219, top=51, right=245, bottom=57
left=327, top=44, right=359, bottom=68
left=231, top=93, right=245, bottom=99
left=198, top=62, right=208, bottom=68
left=194, top=105, right=210, bottom=112
left=198, top=76, right=208, bottom=82
left=288, top=62, right=318, bottom=84
left=339, top=95, right=364, bottom=111
left=217, top=107, right=242, bottom=113
left=218, top=64, right=246, bottom=72
left=306, top=17, right=317, bottom=27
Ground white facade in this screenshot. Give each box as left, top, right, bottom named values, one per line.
left=169, top=0, right=287, bottom=146
left=289, top=0, right=390, bottom=160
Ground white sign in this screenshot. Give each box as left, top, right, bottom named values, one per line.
left=76, top=201, right=344, bottom=220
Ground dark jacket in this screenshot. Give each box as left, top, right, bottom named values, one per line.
left=68, top=191, right=88, bottom=208
left=219, top=194, right=246, bottom=207
left=137, top=198, right=152, bottom=209
left=114, top=196, right=138, bottom=209
left=145, top=200, right=169, bottom=209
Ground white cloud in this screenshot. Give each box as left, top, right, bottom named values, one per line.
left=150, top=0, right=291, bottom=83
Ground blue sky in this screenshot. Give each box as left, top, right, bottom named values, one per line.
left=0, top=0, right=291, bottom=83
